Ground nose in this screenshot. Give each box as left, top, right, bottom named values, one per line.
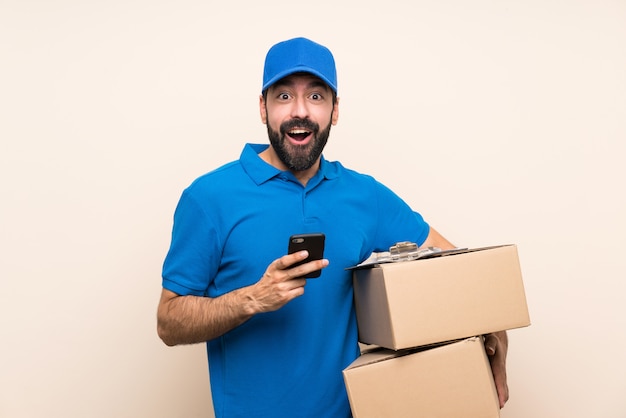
left=290, top=96, right=310, bottom=119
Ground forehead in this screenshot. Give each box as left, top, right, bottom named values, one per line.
left=268, top=72, right=332, bottom=92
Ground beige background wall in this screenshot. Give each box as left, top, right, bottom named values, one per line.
left=2, top=1, right=625, bottom=417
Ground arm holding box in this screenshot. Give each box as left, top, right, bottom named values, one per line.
left=485, top=330, right=509, bottom=408
left=421, top=226, right=510, bottom=409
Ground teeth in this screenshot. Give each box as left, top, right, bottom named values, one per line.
left=289, top=129, right=309, bottom=135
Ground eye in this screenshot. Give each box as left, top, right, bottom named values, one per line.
left=310, top=93, right=322, bottom=101
left=278, top=93, right=291, bottom=100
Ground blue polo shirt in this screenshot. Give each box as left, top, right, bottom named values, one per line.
left=162, top=143, right=430, bottom=418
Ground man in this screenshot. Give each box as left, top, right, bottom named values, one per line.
left=157, top=37, right=508, bottom=418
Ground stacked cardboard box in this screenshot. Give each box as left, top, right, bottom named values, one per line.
left=343, top=337, right=500, bottom=418
left=343, top=244, right=531, bottom=418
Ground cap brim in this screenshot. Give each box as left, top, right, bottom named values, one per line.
left=262, top=66, right=337, bottom=93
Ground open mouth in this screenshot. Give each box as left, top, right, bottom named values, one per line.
left=287, top=128, right=312, bottom=143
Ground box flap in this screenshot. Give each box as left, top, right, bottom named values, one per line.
left=347, top=339, right=465, bottom=370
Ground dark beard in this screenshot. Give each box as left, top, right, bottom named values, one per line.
left=267, top=117, right=331, bottom=172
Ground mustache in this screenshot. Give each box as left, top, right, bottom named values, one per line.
left=280, top=118, right=319, bottom=135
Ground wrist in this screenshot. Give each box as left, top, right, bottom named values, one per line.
left=234, top=286, right=262, bottom=317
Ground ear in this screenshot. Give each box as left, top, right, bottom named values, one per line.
left=259, top=95, right=267, bottom=124
left=331, top=96, right=340, bottom=125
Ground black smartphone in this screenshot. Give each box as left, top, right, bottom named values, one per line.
left=287, top=233, right=326, bottom=278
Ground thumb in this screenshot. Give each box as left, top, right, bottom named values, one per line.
left=484, top=333, right=498, bottom=356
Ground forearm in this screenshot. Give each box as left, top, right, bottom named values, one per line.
left=157, top=251, right=323, bottom=346
left=157, top=287, right=258, bottom=346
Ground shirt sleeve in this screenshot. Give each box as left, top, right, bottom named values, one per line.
left=372, top=180, right=430, bottom=249
left=161, top=188, right=221, bottom=296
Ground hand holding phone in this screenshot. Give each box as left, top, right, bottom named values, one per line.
left=287, top=233, right=326, bottom=278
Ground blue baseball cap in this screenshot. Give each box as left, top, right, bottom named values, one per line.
left=262, top=37, right=337, bottom=93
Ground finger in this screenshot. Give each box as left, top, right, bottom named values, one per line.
left=287, top=258, right=329, bottom=279
left=494, top=374, right=509, bottom=408
left=489, top=356, right=509, bottom=408
left=485, top=335, right=509, bottom=408
left=484, top=333, right=498, bottom=356
left=276, top=251, right=310, bottom=271
left=499, top=386, right=509, bottom=408
left=274, top=280, right=307, bottom=302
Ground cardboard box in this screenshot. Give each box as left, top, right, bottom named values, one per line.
left=343, top=337, right=500, bottom=418
left=353, top=244, right=530, bottom=350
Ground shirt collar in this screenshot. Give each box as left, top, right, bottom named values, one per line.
left=240, top=143, right=339, bottom=186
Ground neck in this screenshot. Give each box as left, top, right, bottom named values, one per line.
left=259, top=147, right=320, bottom=186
